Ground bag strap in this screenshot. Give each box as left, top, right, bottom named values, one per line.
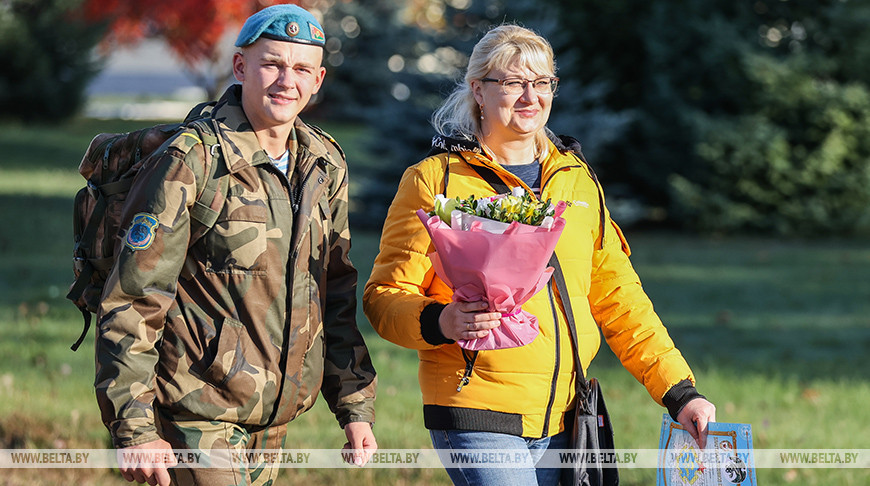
left=468, top=162, right=510, bottom=194
left=548, top=253, right=590, bottom=398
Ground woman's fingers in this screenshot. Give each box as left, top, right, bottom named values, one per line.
left=440, top=301, right=502, bottom=341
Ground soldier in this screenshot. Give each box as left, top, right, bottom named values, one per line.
left=94, top=5, right=377, bottom=486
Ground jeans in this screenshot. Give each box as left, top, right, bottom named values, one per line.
left=430, top=428, right=570, bottom=486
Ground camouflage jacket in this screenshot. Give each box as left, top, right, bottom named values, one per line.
left=95, top=85, right=377, bottom=448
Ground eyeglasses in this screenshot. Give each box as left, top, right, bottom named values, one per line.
left=480, top=76, right=559, bottom=95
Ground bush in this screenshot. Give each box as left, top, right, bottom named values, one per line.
left=0, top=0, right=104, bottom=122
left=670, top=53, right=870, bottom=235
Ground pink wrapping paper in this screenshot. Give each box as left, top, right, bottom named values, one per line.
left=416, top=209, right=566, bottom=350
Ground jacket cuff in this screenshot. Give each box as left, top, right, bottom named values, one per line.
left=335, top=400, right=376, bottom=428
left=111, top=428, right=161, bottom=449
left=107, top=416, right=161, bottom=448
left=420, top=302, right=453, bottom=345
left=662, top=379, right=706, bottom=421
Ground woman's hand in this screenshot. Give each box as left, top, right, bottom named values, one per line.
left=676, top=398, right=717, bottom=449
left=438, top=300, right=502, bottom=342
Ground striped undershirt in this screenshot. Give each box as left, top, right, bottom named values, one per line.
left=270, top=150, right=290, bottom=176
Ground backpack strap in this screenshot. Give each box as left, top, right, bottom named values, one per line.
left=69, top=307, right=93, bottom=351
left=68, top=166, right=137, bottom=351
left=183, top=100, right=224, bottom=234
left=187, top=118, right=228, bottom=235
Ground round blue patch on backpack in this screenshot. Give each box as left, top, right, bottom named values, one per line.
left=125, top=213, right=159, bottom=251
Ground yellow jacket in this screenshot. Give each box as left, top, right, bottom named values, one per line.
left=364, top=135, right=695, bottom=438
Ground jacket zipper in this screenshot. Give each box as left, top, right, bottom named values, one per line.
left=541, top=280, right=562, bottom=437
left=264, top=152, right=321, bottom=427
left=292, top=148, right=318, bottom=215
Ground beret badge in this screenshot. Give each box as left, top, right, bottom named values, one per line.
left=286, top=21, right=300, bottom=37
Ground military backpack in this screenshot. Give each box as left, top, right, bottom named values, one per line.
left=66, top=102, right=227, bottom=350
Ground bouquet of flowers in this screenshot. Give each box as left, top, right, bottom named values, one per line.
left=416, top=188, right=566, bottom=351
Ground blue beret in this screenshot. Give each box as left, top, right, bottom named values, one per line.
left=235, top=4, right=325, bottom=48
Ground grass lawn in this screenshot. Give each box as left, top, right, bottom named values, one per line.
left=0, top=118, right=868, bottom=485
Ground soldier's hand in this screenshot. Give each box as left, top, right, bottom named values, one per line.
left=342, top=421, right=377, bottom=466
left=117, top=439, right=177, bottom=486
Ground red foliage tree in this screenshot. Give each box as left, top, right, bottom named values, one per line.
left=83, top=0, right=305, bottom=98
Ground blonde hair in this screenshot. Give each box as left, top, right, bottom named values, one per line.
left=431, top=24, right=556, bottom=148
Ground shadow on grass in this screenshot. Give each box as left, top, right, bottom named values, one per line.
left=590, top=323, right=870, bottom=383
left=0, top=194, right=75, bottom=308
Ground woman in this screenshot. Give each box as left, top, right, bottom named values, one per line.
left=364, top=24, right=715, bottom=485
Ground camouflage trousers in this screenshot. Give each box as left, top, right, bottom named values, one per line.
left=156, top=408, right=287, bottom=486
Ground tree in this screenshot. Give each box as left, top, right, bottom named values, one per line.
left=0, top=0, right=105, bottom=122
left=671, top=53, right=870, bottom=235
left=546, top=0, right=759, bottom=217
left=353, top=0, right=634, bottom=228
left=313, top=0, right=419, bottom=120
left=81, top=0, right=295, bottom=100
left=342, top=0, right=506, bottom=226
left=546, top=0, right=870, bottom=234
left=668, top=2, right=870, bottom=235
